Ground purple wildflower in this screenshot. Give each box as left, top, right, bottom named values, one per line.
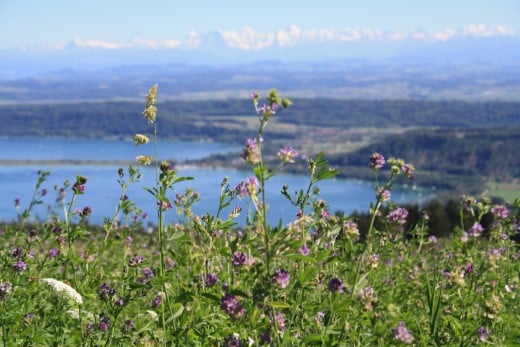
left=128, top=255, right=144, bottom=267
left=0, top=281, right=12, bottom=300
left=378, top=188, right=391, bottom=201
left=143, top=267, right=154, bottom=278
left=387, top=207, right=409, bottom=225
left=271, top=312, right=286, bottom=332
left=48, top=248, right=60, bottom=259
left=13, top=260, right=27, bottom=274
left=271, top=269, right=290, bottom=289
left=491, top=205, right=509, bottom=220
left=298, top=243, right=310, bottom=255
left=11, top=247, right=24, bottom=259
left=477, top=326, right=490, bottom=342
left=402, top=163, right=415, bottom=178
left=97, top=282, right=116, bottom=301
left=277, top=146, right=299, bottom=163
left=220, top=293, right=244, bottom=319
left=464, top=262, right=474, bottom=276
left=122, top=320, right=135, bottom=332
left=468, top=222, right=484, bottom=237
left=205, top=273, right=219, bottom=287
left=114, top=297, right=125, bottom=307
left=224, top=334, right=242, bottom=347
left=242, top=138, right=261, bottom=165
left=80, top=206, right=92, bottom=218
left=369, top=152, right=385, bottom=170
left=98, top=316, right=110, bottom=332
left=359, top=286, right=377, bottom=311
left=72, top=183, right=85, bottom=194
left=152, top=294, right=163, bottom=308
left=344, top=220, right=360, bottom=239
left=259, top=333, right=272, bottom=345
left=157, top=200, right=172, bottom=211
left=328, top=278, right=344, bottom=293
left=232, top=181, right=248, bottom=198
left=244, top=176, right=258, bottom=197
left=231, top=251, right=248, bottom=267
left=393, top=321, right=413, bottom=344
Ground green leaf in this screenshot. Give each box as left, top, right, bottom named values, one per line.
left=170, top=231, right=186, bottom=240
left=268, top=301, right=290, bottom=308
left=171, top=303, right=184, bottom=319
left=302, top=334, right=324, bottom=343
left=285, top=254, right=317, bottom=263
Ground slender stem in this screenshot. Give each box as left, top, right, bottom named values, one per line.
left=257, top=123, right=270, bottom=274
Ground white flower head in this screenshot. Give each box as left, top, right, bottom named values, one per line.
left=41, top=278, right=83, bottom=305
left=67, top=308, right=94, bottom=321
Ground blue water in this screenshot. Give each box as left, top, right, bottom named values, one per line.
left=0, top=138, right=431, bottom=226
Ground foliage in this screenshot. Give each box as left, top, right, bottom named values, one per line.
left=0, top=89, right=519, bottom=346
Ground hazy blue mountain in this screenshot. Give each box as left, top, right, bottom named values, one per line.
left=0, top=32, right=519, bottom=102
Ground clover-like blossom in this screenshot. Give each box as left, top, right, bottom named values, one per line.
left=359, top=286, right=375, bottom=300
left=48, top=248, right=60, bottom=259
left=402, top=163, right=415, bottom=178
left=369, top=152, right=385, bottom=170
left=242, top=138, right=261, bottom=165
left=298, top=243, right=310, bottom=255
left=231, top=252, right=248, bottom=267
left=97, top=282, right=116, bottom=301
left=232, top=181, right=247, bottom=198
left=378, top=187, right=391, bottom=201
left=151, top=293, right=163, bottom=308
left=277, top=146, right=298, bottom=163
left=0, top=281, right=13, bottom=301
left=393, top=321, right=413, bottom=344
left=205, top=273, right=219, bottom=287
left=477, top=326, right=490, bottom=342
left=328, top=277, right=344, bottom=293
left=80, top=206, right=92, bottom=218
left=344, top=220, right=360, bottom=239
left=271, top=312, right=286, bottom=332
left=98, top=316, right=110, bottom=332
left=387, top=207, right=409, bottom=225
left=13, top=260, right=26, bottom=274
left=133, top=133, right=150, bottom=145
left=220, top=293, right=244, bottom=319
left=468, top=222, right=484, bottom=237
left=271, top=269, right=290, bottom=289
left=244, top=176, right=258, bottom=197
left=223, top=334, right=242, bottom=347
left=129, top=255, right=144, bottom=267
left=491, top=204, right=509, bottom=220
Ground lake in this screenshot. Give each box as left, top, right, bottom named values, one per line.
left=0, top=138, right=432, bottom=226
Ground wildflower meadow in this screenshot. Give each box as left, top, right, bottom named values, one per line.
left=1, top=86, right=519, bottom=346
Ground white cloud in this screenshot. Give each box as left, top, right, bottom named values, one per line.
left=462, top=24, right=517, bottom=37
left=433, top=28, right=457, bottom=42
left=130, top=36, right=182, bottom=49
left=219, top=27, right=274, bottom=50
left=73, top=38, right=123, bottom=49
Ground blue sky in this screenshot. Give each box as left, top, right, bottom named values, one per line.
left=1, top=0, right=519, bottom=49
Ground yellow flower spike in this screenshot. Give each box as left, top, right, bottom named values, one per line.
left=136, top=155, right=153, bottom=166
left=133, top=134, right=150, bottom=145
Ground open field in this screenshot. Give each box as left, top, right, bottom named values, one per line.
left=485, top=181, right=520, bottom=204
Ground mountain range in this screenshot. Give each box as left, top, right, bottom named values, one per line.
left=0, top=28, right=519, bottom=102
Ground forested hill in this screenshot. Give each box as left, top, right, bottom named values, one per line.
left=324, top=127, right=520, bottom=197
left=0, top=99, right=519, bottom=140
